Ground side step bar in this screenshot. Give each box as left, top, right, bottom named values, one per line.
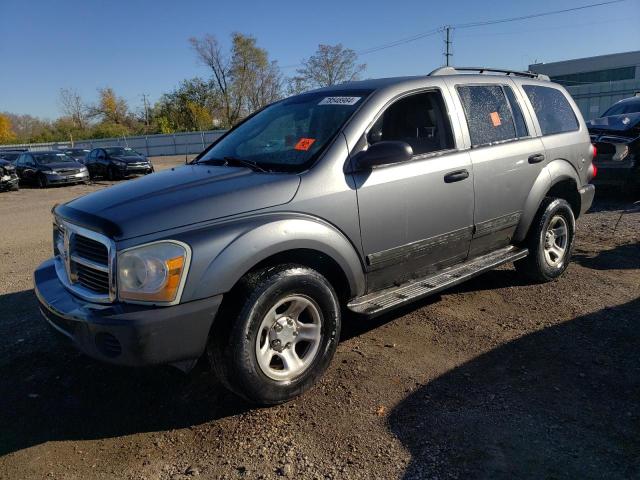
left=347, top=246, right=528, bottom=315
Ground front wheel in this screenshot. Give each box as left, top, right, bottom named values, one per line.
left=37, top=174, right=48, bottom=189
left=209, top=264, right=341, bottom=405
left=515, top=197, right=575, bottom=282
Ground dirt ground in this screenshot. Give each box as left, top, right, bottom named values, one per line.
left=0, top=157, right=638, bottom=479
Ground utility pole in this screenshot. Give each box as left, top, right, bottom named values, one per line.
left=444, top=26, right=453, bottom=66
left=141, top=94, right=150, bottom=128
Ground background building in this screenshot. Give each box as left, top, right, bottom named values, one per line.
left=529, top=51, right=640, bottom=120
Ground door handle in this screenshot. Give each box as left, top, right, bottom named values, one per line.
left=528, top=153, right=545, bottom=164
left=444, top=169, right=469, bottom=183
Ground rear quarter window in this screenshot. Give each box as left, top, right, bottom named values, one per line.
left=522, top=85, right=579, bottom=136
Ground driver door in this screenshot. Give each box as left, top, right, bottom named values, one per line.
left=353, top=89, right=474, bottom=291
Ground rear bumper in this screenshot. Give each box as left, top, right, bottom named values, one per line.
left=592, top=160, right=640, bottom=187
left=34, top=258, right=222, bottom=367
left=578, top=184, right=595, bottom=216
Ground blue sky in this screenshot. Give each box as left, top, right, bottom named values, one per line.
left=1, top=0, right=638, bottom=118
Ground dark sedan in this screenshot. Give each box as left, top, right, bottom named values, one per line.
left=14, top=151, right=89, bottom=188
left=587, top=96, right=640, bottom=196
left=60, top=148, right=90, bottom=164
left=0, top=150, right=25, bottom=164
left=85, top=147, right=154, bottom=180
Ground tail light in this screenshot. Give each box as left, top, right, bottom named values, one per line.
left=592, top=164, right=597, bottom=179
left=591, top=144, right=597, bottom=159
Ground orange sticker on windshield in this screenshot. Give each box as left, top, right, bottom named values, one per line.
left=490, top=111, right=501, bottom=127
left=295, top=138, right=316, bottom=151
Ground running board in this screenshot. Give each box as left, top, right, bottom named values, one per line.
left=347, top=246, right=528, bottom=315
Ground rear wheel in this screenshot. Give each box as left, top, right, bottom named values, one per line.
left=515, top=197, right=575, bottom=282
left=209, top=264, right=341, bottom=405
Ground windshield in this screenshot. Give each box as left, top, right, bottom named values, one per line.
left=105, top=147, right=140, bottom=156
left=198, top=90, right=371, bottom=171
left=602, top=100, right=640, bottom=117
left=35, top=153, right=75, bottom=164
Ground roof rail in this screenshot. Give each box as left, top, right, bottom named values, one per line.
left=429, top=66, right=550, bottom=81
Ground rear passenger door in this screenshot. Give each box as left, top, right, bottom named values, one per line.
left=353, top=88, right=475, bottom=291
left=450, top=80, right=546, bottom=257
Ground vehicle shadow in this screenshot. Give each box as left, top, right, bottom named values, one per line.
left=0, top=289, right=250, bottom=456
left=573, top=242, right=640, bottom=270
left=388, top=297, right=640, bottom=479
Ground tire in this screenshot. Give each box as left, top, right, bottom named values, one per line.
left=515, top=197, right=575, bottom=282
left=106, top=167, right=117, bottom=181
left=37, top=174, right=48, bottom=189
left=10, top=183, right=19, bottom=191
left=209, top=264, right=341, bottom=405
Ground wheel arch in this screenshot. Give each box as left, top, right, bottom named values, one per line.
left=187, top=216, right=366, bottom=302
left=514, top=159, right=582, bottom=243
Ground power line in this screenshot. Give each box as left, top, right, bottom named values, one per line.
left=453, top=0, right=626, bottom=29
left=279, top=0, right=630, bottom=70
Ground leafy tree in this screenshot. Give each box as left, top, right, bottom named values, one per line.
left=291, top=44, right=366, bottom=93
left=0, top=114, right=18, bottom=143
left=93, top=87, right=130, bottom=125
left=153, top=77, right=220, bottom=132
left=189, top=32, right=283, bottom=127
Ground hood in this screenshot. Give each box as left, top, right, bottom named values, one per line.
left=111, top=155, right=147, bottom=163
left=60, top=164, right=300, bottom=240
left=40, top=161, right=84, bottom=170
left=587, top=112, right=640, bottom=136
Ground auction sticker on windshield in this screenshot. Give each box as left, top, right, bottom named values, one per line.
left=294, top=138, right=316, bottom=151
left=318, top=96, right=361, bottom=106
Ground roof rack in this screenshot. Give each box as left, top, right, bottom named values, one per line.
left=429, top=66, right=550, bottom=81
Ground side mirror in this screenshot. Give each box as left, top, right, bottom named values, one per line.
left=355, top=141, right=413, bottom=170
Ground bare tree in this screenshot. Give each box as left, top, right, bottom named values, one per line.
left=58, top=88, right=88, bottom=129
left=291, top=44, right=366, bottom=93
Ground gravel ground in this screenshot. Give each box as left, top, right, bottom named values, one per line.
left=0, top=159, right=638, bottom=479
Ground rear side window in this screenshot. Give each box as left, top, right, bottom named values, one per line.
left=457, top=85, right=516, bottom=147
left=522, top=85, right=579, bottom=135
left=503, top=86, right=529, bottom=138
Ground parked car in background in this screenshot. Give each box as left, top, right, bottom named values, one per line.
left=587, top=96, right=640, bottom=196
left=35, top=68, right=595, bottom=405
left=0, top=150, right=26, bottom=164
left=14, top=151, right=89, bottom=188
left=0, top=157, right=20, bottom=191
left=85, top=147, right=154, bottom=180
left=60, top=148, right=91, bottom=164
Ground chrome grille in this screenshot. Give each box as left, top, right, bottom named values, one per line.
left=54, top=219, right=115, bottom=303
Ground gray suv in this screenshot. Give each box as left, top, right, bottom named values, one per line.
left=34, top=67, right=595, bottom=404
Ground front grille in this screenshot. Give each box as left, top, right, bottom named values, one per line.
left=57, top=169, right=79, bottom=175
left=74, top=235, right=109, bottom=264
left=75, top=262, right=110, bottom=292
left=55, top=219, right=114, bottom=302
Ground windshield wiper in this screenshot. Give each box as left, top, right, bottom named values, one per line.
left=198, top=156, right=268, bottom=172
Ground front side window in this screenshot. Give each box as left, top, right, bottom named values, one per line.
left=457, top=85, right=517, bottom=147
left=367, top=91, right=454, bottom=155
left=522, top=85, right=579, bottom=136
left=198, top=90, right=372, bottom=172
left=105, top=147, right=140, bottom=156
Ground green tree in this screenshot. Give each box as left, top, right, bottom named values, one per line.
left=291, top=44, right=366, bottom=93
left=189, top=32, right=283, bottom=127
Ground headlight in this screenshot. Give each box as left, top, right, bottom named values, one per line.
left=112, top=160, right=126, bottom=166
left=79, top=166, right=88, bottom=172
left=117, top=241, right=190, bottom=304
left=45, top=170, right=58, bottom=175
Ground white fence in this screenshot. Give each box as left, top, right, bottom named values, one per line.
left=0, top=130, right=227, bottom=157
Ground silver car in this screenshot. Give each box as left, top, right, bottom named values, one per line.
left=34, top=67, right=595, bottom=404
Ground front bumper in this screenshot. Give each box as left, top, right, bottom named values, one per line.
left=34, top=258, right=222, bottom=366
left=116, top=164, right=154, bottom=176
left=0, top=174, right=19, bottom=191
left=45, top=170, right=89, bottom=185
left=578, top=184, right=595, bottom=216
